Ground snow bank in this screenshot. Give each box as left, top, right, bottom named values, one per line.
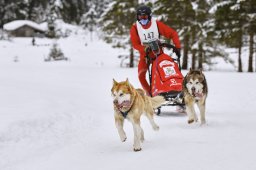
left=0, top=24, right=256, bottom=170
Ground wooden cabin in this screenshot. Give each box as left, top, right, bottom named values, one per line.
left=3, top=20, right=46, bottom=37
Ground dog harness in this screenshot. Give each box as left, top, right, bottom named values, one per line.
left=116, top=101, right=134, bottom=118
left=119, top=108, right=132, bottom=118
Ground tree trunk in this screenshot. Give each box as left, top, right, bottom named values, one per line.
left=182, top=34, right=189, bottom=69
left=0, top=10, right=5, bottom=29
left=129, top=46, right=134, bottom=68
left=28, top=0, right=36, bottom=20
left=191, top=27, right=196, bottom=69
left=238, top=45, right=243, bottom=72
left=248, top=31, right=254, bottom=72
left=191, top=50, right=196, bottom=69
left=198, top=42, right=203, bottom=69
left=236, top=31, right=243, bottom=72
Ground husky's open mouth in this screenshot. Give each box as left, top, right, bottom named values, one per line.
left=115, top=100, right=131, bottom=110
left=192, top=91, right=203, bottom=98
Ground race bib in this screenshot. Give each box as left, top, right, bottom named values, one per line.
left=136, top=18, right=159, bottom=44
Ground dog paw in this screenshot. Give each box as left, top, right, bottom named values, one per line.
left=201, top=119, right=206, bottom=124
left=188, top=119, right=194, bottom=124
left=200, top=121, right=206, bottom=126
left=153, top=125, right=160, bottom=131
left=133, top=147, right=142, bottom=152
left=121, top=137, right=127, bottom=142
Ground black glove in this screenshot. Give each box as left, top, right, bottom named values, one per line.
left=144, top=44, right=150, bottom=53
left=174, top=48, right=181, bottom=58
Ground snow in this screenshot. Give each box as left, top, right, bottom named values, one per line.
left=1, top=25, right=256, bottom=170
left=209, top=1, right=232, bottom=14
left=191, top=2, right=198, bottom=10
left=40, top=19, right=80, bottom=37
left=3, top=20, right=46, bottom=32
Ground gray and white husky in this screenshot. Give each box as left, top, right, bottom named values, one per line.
left=183, top=68, right=208, bottom=125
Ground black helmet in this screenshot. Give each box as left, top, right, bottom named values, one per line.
left=136, top=5, right=152, bottom=21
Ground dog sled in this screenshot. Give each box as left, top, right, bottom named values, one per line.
left=145, top=39, right=185, bottom=115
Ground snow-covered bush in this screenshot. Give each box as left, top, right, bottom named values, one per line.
left=45, top=43, right=67, bottom=61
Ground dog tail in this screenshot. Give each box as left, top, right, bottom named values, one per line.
left=150, top=96, right=166, bottom=109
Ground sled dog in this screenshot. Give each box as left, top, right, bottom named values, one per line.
left=183, top=68, right=208, bottom=125
left=111, top=78, right=165, bottom=151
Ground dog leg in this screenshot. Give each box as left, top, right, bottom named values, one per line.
left=140, top=127, right=144, bottom=142
left=145, top=109, right=159, bottom=131
left=132, top=120, right=142, bottom=151
left=197, top=101, right=206, bottom=125
left=149, top=117, right=159, bottom=131
left=186, top=103, right=198, bottom=124
left=115, top=117, right=127, bottom=142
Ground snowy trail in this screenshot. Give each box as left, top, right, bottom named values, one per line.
left=1, top=36, right=256, bottom=170
left=0, top=66, right=255, bottom=170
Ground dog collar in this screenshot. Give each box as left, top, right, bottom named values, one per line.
left=116, top=101, right=134, bottom=118
left=118, top=104, right=133, bottom=118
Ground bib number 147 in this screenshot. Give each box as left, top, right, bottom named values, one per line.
left=143, top=32, right=154, bottom=41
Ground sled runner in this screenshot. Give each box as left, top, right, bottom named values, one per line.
left=145, top=39, right=185, bottom=115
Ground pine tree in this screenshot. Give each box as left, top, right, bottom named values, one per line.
left=154, top=0, right=195, bottom=70
left=80, top=6, right=96, bottom=41
left=154, top=0, right=228, bottom=70
left=193, top=0, right=216, bottom=69
left=46, top=0, right=59, bottom=38
left=87, top=0, right=110, bottom=18
left=214, top=0, right=246, bottom=72
left=0, top=0, right=19, bottom=28
left=46, top=43, right=67, bottom=61
left=49, top=43, right=64, bottom=59
left=242, top=0, right=256, bottom=72
left=100, top=0, right=138, bottom=67
left=0, top=0, right=49, bottom=23
left=0, top=0, right=5, bottom=28
left=59, top=0, right=86, bottom=24
left=27, top=0, right=48, bottom=22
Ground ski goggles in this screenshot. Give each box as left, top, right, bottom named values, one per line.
left=138, top=15, right=149, bottom=20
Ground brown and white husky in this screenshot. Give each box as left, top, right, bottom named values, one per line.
left=111, top=78, right=165, bottom=151
left=183, top=69, right=208, bottom=125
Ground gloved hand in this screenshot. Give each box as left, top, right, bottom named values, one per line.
left=174, top=48, right=181, bottom=58
left=144, top=44, right=151, bottom=53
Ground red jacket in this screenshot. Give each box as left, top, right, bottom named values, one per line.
left=130, top=20, right=181, bottom=56
left=130, top=19, right=181, bottom=95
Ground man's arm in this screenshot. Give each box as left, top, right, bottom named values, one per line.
left=156, top=20, right=181, bottom=49
left=130, top=24, right=146, bottom=55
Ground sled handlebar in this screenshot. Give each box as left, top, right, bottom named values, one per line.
left=145, top=41, right=181, bottom=59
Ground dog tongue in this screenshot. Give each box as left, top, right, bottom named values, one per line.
left=121, top=100, right=131, bottom=107
left=192, top=91, right=196, bottom=96
left=195, top=93, right=203, bottom=98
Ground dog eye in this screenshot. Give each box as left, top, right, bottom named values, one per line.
left=189, top=82, right=192, bottom=84
left=196, top=82, right=199, bottom=84
left=119, top=93, right=124, bottom=97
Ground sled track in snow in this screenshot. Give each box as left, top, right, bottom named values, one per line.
left=0, top=111, right=95, bottom=169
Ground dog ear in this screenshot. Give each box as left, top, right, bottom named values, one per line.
left=189, top=67, right=192, bottom=73
left=125, top=78, right=129, bottom=84
left=127, top=78, right=132, bottom=87
left=113, top=79, right=118, bottom=85
left=199, top=68, right=203, bottom=75
left=125, top=78, right=132, bottom=88
left=182, top=75, right=187, bottom=88
left=125, top=78, right=134, bottom=92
